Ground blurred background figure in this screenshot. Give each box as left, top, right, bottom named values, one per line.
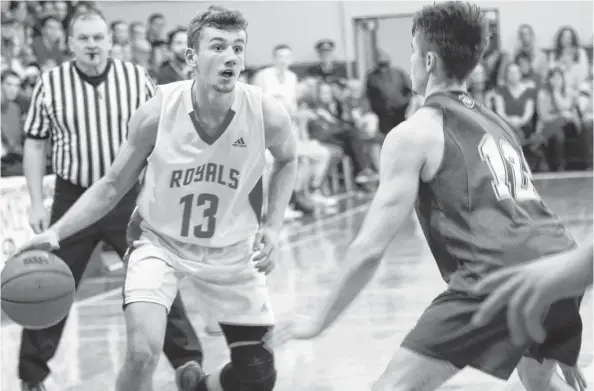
left=157, top=27, right=190, bottom=84
left=365, top=50, right=411, bottom=135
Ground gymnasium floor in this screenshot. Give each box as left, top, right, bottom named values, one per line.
left=1, top=173, right=592, bottom=391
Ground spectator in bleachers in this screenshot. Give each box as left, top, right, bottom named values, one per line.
left=305, top=39, right=347, bottom=84
left=17, top=63, right=40, bottom=112
left=253, top=44, right=299, bottom=114
left=31, top=16, right=65, bottom=65
left=468, top=62, right=496, bottom=109
left=308, top=82, right=377, bottom=186
left=7, top=1, right=30, bottom=49
left=577, top=67, right=593, bottom=168
left=157, top=27, right=190, bottom=84
left=53, top=1, right=69, bottom=26
left=365, top=50, right=412, bottom=135
left=146, top=12, right=166, bottom=46
left=494, top=63, right=536, bottom=137
left=551, top=26, right=590, bottom=92
left=515, top=51, right=541, bottom=90
left=110, top=20, right=129, bottom=45
left=129, top=21, right=146, bottom=45
left=109, top=43, right=132, bottom=62
left=513, top=24, right=548, bottom=80
left=537, top=66, right=581, bottom=171
left=130, top=39, right=158, bottom=79
left=1, top=69, right=24, bottom=176
left=494, top=62, right=540, bottom=170
left=482, top=19, right=509, bottom=91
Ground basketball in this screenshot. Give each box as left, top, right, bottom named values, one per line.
left=1, top=250, right=75, bottom=330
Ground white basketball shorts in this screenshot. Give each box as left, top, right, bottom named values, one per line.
left=124, top=229, right=274, bottom=326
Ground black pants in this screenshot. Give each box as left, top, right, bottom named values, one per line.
left=317, top=128, right=371, bottom=175
left=18, top=177, right=203, bottom=383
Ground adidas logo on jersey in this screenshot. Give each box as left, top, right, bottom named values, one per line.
left=232, top=138, right=247, bottom=148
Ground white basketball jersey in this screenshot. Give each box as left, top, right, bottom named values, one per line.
left=136, top=80, right=266, bottom=248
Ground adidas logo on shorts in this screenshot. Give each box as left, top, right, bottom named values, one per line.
left=232, top=138, right=247, bottom=148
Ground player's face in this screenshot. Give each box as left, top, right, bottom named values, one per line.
left=410, top=33, right=429, bottom=96
left=69, top=17, right=112, bottom=69
left=191, top=27, right=246, bottom=94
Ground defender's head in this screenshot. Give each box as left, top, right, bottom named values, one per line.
left=185, top=5, right=248, bottom=94
left=410, top=1, right=489, bottom=96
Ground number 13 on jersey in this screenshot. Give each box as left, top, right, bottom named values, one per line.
left=179, top=193, right=219, bottom=239
left=479, top=134, right=540, bottom=202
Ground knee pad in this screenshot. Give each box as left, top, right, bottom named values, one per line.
left=220, top=324, right=276, bottom=391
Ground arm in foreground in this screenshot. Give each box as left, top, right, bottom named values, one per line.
left=47, top=91, right=161, bottom=243
left=472, top=233, right=593, bottom=345
left=305, top=118, right=431, bottom=336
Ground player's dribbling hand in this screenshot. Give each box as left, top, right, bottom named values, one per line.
left=470, top=260, right=557, bottom=346
left=252, top=228, right=279, bottom=275
left=559, top=362, right=588, bottom=391
left=270, top=315, right=323, bottom=348
left=17, top=229, right=60, bottom=254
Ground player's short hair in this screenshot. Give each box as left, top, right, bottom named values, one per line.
left=68, top=9, right=107, bottom=37
left=187, top=5, right=248, bottom=51
left=412, top=1, right=490, bottom=81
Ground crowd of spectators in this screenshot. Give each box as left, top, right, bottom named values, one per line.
left=2, top=1, right=593, bottom=221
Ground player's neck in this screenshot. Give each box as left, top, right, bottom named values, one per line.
left=424, top=79, right=467, bottom=99
left=192, top=80, right=235, bottom=116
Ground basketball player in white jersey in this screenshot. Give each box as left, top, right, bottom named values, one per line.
left=20, top=6, right=297, bottom=391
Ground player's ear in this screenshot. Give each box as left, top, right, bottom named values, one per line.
left=185, top=48, right=197, bottom=67
left=425, top=51, right=436, bottom=74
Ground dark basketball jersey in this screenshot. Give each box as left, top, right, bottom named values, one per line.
left=416, top=90, right=576, bottom=293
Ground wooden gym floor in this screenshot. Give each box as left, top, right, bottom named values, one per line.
left=1, top=172, right=592, bottom=391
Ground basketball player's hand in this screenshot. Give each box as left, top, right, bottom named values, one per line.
left=252, top=229, right=279, bottom=275
left=471, top=260, right=557, bottom=345
left=28, top=202, right=50, bottom=234
left=18, top=229, right=60, bottom=254
left=559, top=362, right=588, bottom=391
left=270, top=315, right=323, bottom=347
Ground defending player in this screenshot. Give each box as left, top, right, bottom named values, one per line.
left=275, top=2, right=585, bottom=390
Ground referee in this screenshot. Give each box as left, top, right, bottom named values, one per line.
left=20, top=10, right=202, bottom=391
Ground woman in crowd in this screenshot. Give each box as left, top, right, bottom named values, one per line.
left=513, top=24, right=548, bottom=80
left=536, top=66, right=581, bottom=171
left=551, top=26, right=589, bottom=92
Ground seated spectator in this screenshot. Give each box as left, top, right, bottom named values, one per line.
left=513, top=24, right=547, bottom=81
left=494, top=63, right=540, bottom=170
left=7, top=1, right=31, bottom=50
left=1, top=69, right=24, bottom=176
left=110, top=43, right=132, bottom=62
left=157, top=27, right=191, bottom=84
left=536, top=67, right=581, bottom=171
left=308, top=82, right=377, bottom=186
left=577, top=67, right=593, bottom=168
left=31, top=16, right=66, bottom=66
left=17, top=62, right=40, bottom=112
left=131, top=39, right=158, bottom=79
left=468, top=62, right=496, bottom=109
left=550, top=27, right=590, bottom=93
left=110, top=20, right=129, bottom=45
left=146, top=13, right=166, bottom=46
left=129, top=21, right=146, bottom=45
left=482, top=20, right=510, bottom=91
left=515, top=51, right=541, bottom=90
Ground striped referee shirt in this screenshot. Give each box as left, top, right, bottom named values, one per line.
left=24, top=58, right=156, bottom=188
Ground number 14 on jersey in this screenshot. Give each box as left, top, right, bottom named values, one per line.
left=479, top=134, right=540, bottom=202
